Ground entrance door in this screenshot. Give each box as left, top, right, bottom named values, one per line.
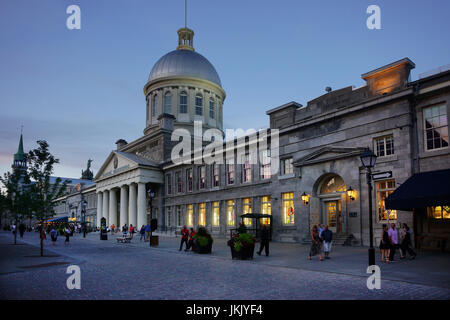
left=325, top=200, right=341, bottom=233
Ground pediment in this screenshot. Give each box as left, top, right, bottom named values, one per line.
left=294, top=146, right=366, bottom=167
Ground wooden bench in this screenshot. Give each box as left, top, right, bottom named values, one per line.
left=116, top=236, right=132, bottom=243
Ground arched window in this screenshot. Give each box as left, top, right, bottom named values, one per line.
left=152, top=95, right=158, bottom=118
left=320, top=175, right=346, bottom=194
left=164, top=92, right=172, bottom=114
left=179, top=91, right=187, bottom=113
left=209, top=98, right=215, bottom=119
left=195, top=94, right=203, bottom=116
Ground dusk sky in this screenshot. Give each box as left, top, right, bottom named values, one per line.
left=1, top=0, right=449, bottom=179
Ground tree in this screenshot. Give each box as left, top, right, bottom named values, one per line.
left=27, top=140, right=70, bottom=256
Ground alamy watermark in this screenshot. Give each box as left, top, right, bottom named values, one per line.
left=366, top=265, right=381, bottom=290
left=66, top=265, right=81, bottom=290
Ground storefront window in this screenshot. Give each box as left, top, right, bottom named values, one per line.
left=186, top=204, right=193, bottom=226
left=377, top=180, right=397, bottom=221
left=242, top=198, right=252, bottom=226
left=226, top=200, right=235, bottom=226
left=261, top=196, right=271, bottom=225
left=212, top=201, right=220, bottom=226
left=198, top=203, right=206, bottom=226
left=282, top=192, right=294, bottom=225
left=428, top=206, right=450, bottom=219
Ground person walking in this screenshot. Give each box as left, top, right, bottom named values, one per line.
left=400, top=223, right=417, bottom=260
left=379, top=224, right=390, bottom=263
left=139, top=225, right=146, bottom=241
left=321, top=225, right=333, bottom=259
left=129, top=224, right=134, bottom=239
left=309, top=225, right=323, bottom=261
left=50, top=227, right=58, bottom=246
left=186, top=228, right=196, bottom=251
left=122, top=224, right=128, bottom=236
left=179, top=225, right=189, bottom=251
left=64, top=226, right=70, bottom=245
left=388, top=223, right=398, bottom=261
left=18, top=223, right=26, bottom=238
left=257, top=224, right=270, bottom=257
left=145, top=223, right=151, bottom=242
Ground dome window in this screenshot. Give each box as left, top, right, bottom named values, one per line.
left=179, top=91, right=188, bottom=113
left=152, top=95, right=158, bottom=118
left=209, top=98, right=215, bottom=119
left=195, top=94, right=203, bottom=116
left=164, top=92, right=172, bottom=114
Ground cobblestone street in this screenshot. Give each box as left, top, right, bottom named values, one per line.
left=0, top=231, right=449, bottom=300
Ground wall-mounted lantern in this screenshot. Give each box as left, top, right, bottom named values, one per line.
left=346, top=186, right=356, bottom=201
left=301, top=192, right=310, bottom=205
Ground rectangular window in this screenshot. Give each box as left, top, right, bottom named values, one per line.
left=260, top=149, right=271, bottom=179
left=428, top=206, right=450, bottom=219
left=242, top=154, right=252, bottom=183
left=198, top=203, right=206, bottom=226
left=282, top=192, right=295, bottom=225
left=377, top=180, right=397, bottom=221
left=212, top=201, right=220, bottom=226
left=281, top=158, right=293, bottom=175
left=209, top=99, right=215, bottom=119
left=195, top=95, right=203, bottom=116
left=374, top=135, right=394, bottom=157
left=176, top=205, right=182, bottom=227
left=186, top=204, right=193, bottom=226
left=226, top=200, right=235, bottom=227
left=261, top=196, right=271, bottom=225
left=424, top=104, right=449, bottom=150
left=187, top=168, right=193, bottom=192
left=179, top=93, right=187, bottom=113
left=175, top=171, right=182, bottom=193
left=212, top=163, right=220, bottom=187
left=199, top=166, right=206, bottom=189
left=166, top=174, right=172, bottom=195
left=242, top=198, right=252, bottom=226
left=227, top=162, right=235, bottom=185
left=166, top=207, right=172, bottom=227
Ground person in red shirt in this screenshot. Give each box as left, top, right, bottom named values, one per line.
left=187, top=228, right=196, bottom=251
left=179, top=225, right=189, bottom=251
left=129, top=224, right=134, bottom=239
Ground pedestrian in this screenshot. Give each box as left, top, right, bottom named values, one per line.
left=379, top=224, right=390, bottom=263
left=186, top=228, right=196, bottom=251
left=145, top=223, right=151, bottom=242
left=139, top=225, right=146, bottom=241
left=388, top=223, right=398, bottom=261
left=111, top=224, right=115, bottom=233
left=321, top=225, right=333, bottom=259
left=309, top=225, right=323, bottom=261
left=122, top=224, right=128, bottom=236
left=18, top=223, right=26, bottom=238
left=400, top=223, right=416, bottom=260
left=11, top=224, right=16, bottom=235
left=50, top=227, right=58, bottom=246
left=129, top=224, right=134, bottom=239
left=318, top=224, right=325, bottom=238
left=179, top=225, right=189, bottom=251
left=257, top=224, right=270, bottom=256
left=64, top=226, right=70, bottom=245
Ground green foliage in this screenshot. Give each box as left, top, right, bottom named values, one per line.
left=239, top=232, right=254, bottom=245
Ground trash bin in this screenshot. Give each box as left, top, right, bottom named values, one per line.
left=150, top=235, right=159, bottom=246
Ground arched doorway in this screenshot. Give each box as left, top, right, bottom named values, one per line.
left=317, top=174, right=346, bottom=234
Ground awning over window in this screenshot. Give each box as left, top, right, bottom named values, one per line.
left=46, top=216, right=68, bottom=223
left=385, top=169, right=450, bottom=211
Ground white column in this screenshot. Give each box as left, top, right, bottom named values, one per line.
left=137, top=182, right=147, bottom=231
left=109, top=188, right=118, bottom=227
left=120, top=185, right=128, bottom=228
left=102, top=190, right=109, bottom=226
left=96, top=192, right=103, bottom=228
left=129, top=183, right=137, bottom=229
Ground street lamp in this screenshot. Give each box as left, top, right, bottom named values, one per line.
left=360, top=148, right=377, bottom=266
left=301, top=192, right=310, bottom=205
left=147, top=189, right=155, bottom=247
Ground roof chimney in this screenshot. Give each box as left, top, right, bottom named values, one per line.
left=115, top=139, right=127, bottom=150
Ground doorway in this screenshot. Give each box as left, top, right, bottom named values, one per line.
left=325, top=200, right=341, bottom=233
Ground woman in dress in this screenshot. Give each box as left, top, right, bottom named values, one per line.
left=379, top=224, right=390, bottom=263
left=309, top=225, right=323, bottom=261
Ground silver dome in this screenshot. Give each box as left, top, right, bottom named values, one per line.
left=148, top=49, right=222, bottom=87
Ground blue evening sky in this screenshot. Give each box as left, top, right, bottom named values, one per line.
left=1, top=0, right=449, bottom=178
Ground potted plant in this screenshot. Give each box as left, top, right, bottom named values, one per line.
left=227, top=223, right=256, bottom=260
left=192, top=227, right=213, bottom=254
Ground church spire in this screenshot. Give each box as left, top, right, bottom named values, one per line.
left=13, top=132, right=26, bottom=170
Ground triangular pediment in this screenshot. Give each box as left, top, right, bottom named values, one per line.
left=294, top=146, right=366, bottom=167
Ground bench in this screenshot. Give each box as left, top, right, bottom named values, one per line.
left=116, top=236, right=132, bottom=243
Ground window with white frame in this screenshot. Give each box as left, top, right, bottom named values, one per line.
left=242, top=198, right=252, bottom=226
left=260, top=149, right=271, bottom=179
left=187, top=168, right=193, bottom=192
left=212, top=163, right=219, bottom=187
left=374, top=135, right=394, bottom=157
left=281, top=158, right=293, bottom=175
left=186, top=204, right=193, bottom=226
left=179, top=91, right=188, bottom=113
left=226, top=200, right=235, bottom=226
left=261, top=196, right=271, bottom=225
left=424, top=104, right=448, bottom=150
left=376, top=180, right=397, bottom=222
left=152, top=95, right=158, bottom=118
left=212, top=201, right=220, bottom=226
left=198, top=166, right=206, bottom=189
left=176, top=205, right=182, bottom=227
left=227, top=161, right=235, bottom=185
left=209, top=98, right=215, bottom=119
left=242, top=154, right=252, bottom=183
left=195, top=94, right=203, bottom=116
left=198, top=203, right=206, bottom=226
left=175, top=171, right=182, bottom=193
left=282, top=192, right=295, bottom=225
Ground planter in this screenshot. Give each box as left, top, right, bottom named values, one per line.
left=229, top=242, right=255, bottom=260
left=195, top=242, right=212, bottom=254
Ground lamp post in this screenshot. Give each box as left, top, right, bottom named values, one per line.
left=360, top=148, right=377, bottom=266
left=81, top=199, right=87, bottom=238
left=147, top=189, right=155, bottom=247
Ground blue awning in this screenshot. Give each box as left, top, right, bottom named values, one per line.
left=46, top=216, right=68, bottom=223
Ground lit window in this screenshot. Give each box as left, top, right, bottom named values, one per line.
left=260, top=150, right=271, bottom=179
left=226, top=200, right=235, bottom=226
left=261, top=196, right=271, bottom=225
left=164, top=92, right=172, bottom=114
left=198, top=203, right=206, bottom=226
left=424, top=104, right=448, bottom=150
left=179, top=91, right=187, bottom=113
left=227, top=161, right=234, bottom=185
left=282, top=192, right=294, bottom=225
left=152, top=95, right=158, bottom=118
left=212, top=201, right=220, bottom=226
left=187, top=168, right=193, bottom=192
left=428, top=206, right=450, bottom=219
left=374, top=135, right=394, bottom=157
left=209, top=98, right=215, bottom=119
left=242, top=198, right=252, bottom=226
left=212, top=163, right=219, bottom=187
left=242, top=154, right=252, bottom=183
left=195, top=94, right=203, bottom=116
left=198, top=166, right=206, bottom=189
left=186, top=204, right=193, bottom=226
left=377, top=180, right=397, bottom=221
left=320, top=176, right=346, bottom=194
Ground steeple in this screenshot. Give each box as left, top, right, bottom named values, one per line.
left=12, top=133, right=26, bottom=170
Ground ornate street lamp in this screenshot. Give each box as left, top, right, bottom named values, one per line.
left=346, top=186, right=356, bottom=201
left=360, top=148, right=377, bottom=266
left=147, top=189, right=155, bottom=247
left=301, top=192, right=310, bottom=205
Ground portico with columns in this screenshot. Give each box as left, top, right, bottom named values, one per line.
left=94, top=151, right=163, bottom=231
